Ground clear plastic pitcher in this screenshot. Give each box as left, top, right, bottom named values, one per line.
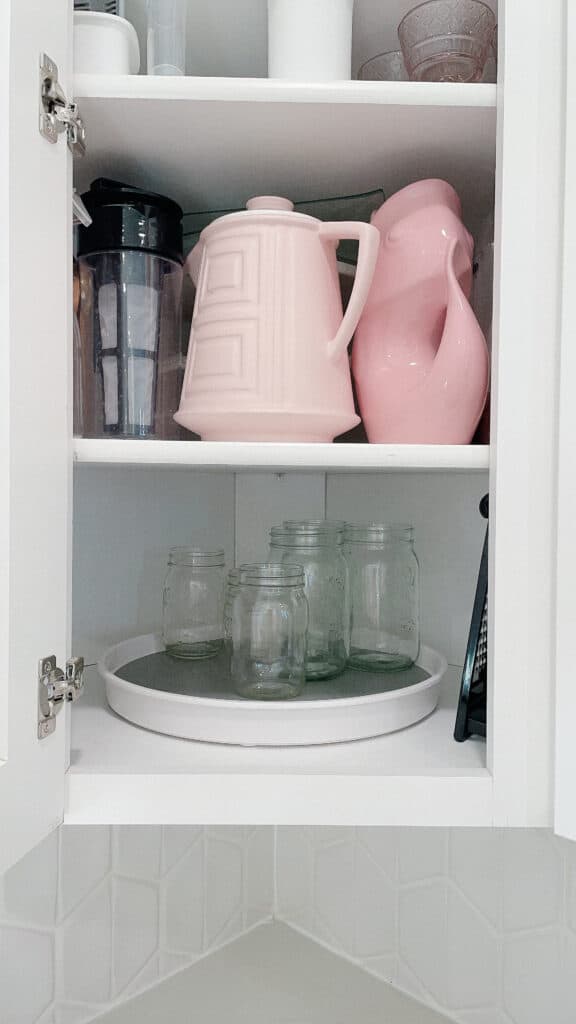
left=76, top=178, right=184, bottom=439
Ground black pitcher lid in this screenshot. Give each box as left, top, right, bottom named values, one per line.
left=77, top=178, right=183, bottom=263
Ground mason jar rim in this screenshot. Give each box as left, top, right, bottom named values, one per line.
left=238, top=562, right=305, bottom=586
left=270, top=526, right=341, bottom=547
left=282, top=519, right=347, bottom=533
left=168, top=546, right=225, bottom=567
left=343, top=524, right=414, bottom=542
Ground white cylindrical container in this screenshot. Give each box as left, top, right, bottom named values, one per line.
left=147, top=0, right=187, bottom=75
left=268, top=0, right=354, bottom=81
left=73, top=12, right=140, bottom=75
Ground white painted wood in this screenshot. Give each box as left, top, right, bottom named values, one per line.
left=92, top=922, right=453, bottom=1024
left=72, top=467, right=235, bottom=664
left=57, top=0, right=563, bottom=829
left=66, top=665, right=491, bottom=825
left=554, top=0, right=576, bottom=841
left=488, top=0, right=564, bottom=826
left=121, top=0, right=496, bottom=81
left=0, top=0, right=71, bottom=872
left=99, top=635, right=445, bottom=745
left=74, top=439, right=490, bottom=471
left=234, top=472, right=325, bottom=565
left=327, top=472, right=488, bottom=665
left=73, top=75, right=496, bottom=109
left=72, top=77, right=496, bottom=233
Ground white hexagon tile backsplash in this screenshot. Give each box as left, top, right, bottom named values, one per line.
left=275, top=827, right=576, bottom=1024
left=0, top=826, right=273, bottom=1024
left=2, top=826, right=576, bottom=1024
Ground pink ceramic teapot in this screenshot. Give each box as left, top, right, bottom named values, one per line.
left=175, top=196, right=379, bottom=442
left=352, top=180, right=489, bottom=444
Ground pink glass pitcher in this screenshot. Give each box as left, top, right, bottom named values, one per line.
left=175, top=196, right=379, bottom=442
left=352, top=180, right=489, bottom=444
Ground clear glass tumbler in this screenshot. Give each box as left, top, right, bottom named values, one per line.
left=270, top=524, right=348, bottom=680
left=162, top=547, right=225, bottom=660
left=398, top=0, right=495, bottom=83
left=231, top=564, right=308, bottom=700
left=147, top=0, right=187, bottom=75
left=344, top=524, right=420, bottom=671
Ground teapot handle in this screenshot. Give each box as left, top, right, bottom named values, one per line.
left=318, top=221, right=380, bottom=360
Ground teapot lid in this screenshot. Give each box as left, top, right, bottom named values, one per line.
left=246, top=196, right=294, bottom=212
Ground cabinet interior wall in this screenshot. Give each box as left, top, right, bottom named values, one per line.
left=122, top=0, right=498, bottom=84
left=73, top=467, right=488, bottom=668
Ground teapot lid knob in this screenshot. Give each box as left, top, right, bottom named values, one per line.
left=246, top=196, right=294, bottom=212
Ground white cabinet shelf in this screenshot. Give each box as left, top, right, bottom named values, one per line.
left=73, top=76, right=496, bottom=224
left=73, top=439, right=490, bottom=471
left=66, top=666, right=492, bottom=826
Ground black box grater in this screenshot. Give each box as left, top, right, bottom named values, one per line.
left=454, top=494, right=489, bottom=742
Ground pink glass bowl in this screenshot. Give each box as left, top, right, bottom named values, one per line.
left=398, top=0, right=496, bottom=83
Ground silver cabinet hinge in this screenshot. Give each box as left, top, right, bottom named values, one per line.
left=38, top=656, right=84, bottom=740
left=39, top=53, right=86, bottom=158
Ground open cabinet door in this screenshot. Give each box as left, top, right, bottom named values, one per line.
left=0, top=0, right=72, bottom=872
left=554, top=1, right=576, bottom=841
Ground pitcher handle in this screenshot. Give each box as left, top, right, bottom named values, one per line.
left=431, top=238, right=489, bottom=412
left=318, top=221, right=380, bottom=360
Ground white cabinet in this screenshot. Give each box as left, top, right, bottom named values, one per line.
left=0, top=0, right=570, bottom=870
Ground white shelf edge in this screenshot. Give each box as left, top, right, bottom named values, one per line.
left=74, top=74, right=497, bottom=109
left=66, top=665, right=493, bottom=825
left=73, top=439, right=490, bottom=471
left=65, top=772, right=494, bottom=826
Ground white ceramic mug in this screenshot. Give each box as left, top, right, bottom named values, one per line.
left=267, top=0, right=354, bottom=81
left=73, top=12, right=140, bottom=75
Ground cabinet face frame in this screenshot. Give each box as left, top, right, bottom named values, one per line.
left=488, top=0, right=565, bottom=827
left=1, top=0, right=569, bottom=850
left=0, top=0, right=72, bottom=872
left=65, top=0, right=565, bottom=830
left=554, top=0, right=576, bottom=841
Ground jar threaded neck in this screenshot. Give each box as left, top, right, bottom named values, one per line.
left=270, top=525, right=340, bottom=548
left=238, top=562, right=305, bottom=587
left=168, top=546, right=225, bottom=567
left=282, top=519, right=347, bottom=538
left=343, top=524, right=414, bottom=544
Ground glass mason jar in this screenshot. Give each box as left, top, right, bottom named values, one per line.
left=343, top=524, right=420, bottom=671
left=162, top=547, right=226, bottom=660
left=231, top=564, right=308, bottom=700
left=223, top=567, right=240, bottom=646
left=270, top=525, right=348, bottom=680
